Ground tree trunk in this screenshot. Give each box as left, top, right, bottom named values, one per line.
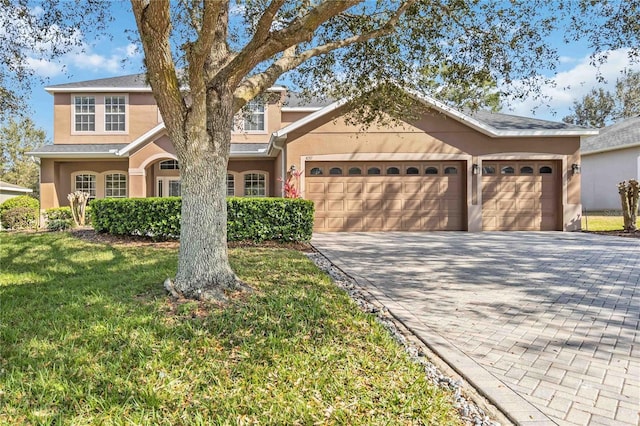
left=166, top=90, right=247, bottom=301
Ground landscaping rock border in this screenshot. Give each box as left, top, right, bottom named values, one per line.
left=307, top=251, right=506, bottom=426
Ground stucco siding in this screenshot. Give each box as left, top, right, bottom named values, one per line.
left=581, top=146, right=640, bottom=211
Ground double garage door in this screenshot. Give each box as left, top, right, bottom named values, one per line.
left=306, top=161, right=465, bottom=232
left=306, top=160, right=561, bottom=232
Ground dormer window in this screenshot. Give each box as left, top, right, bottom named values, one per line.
left=243, top=99, right=265, bottom=132
left=74, top=96, right=95, bottom=131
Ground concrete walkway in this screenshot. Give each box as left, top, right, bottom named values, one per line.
left=311, top=232, right=640, bottom=426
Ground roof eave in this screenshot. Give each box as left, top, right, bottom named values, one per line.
left=26, top=151, right=123, bottom=159
left=45, top=87, right=153, bottom=94
left=581, top=141, right=640, bottom=156
left=0, top=186, right=33, bottom=193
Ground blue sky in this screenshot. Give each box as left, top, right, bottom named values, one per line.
left=23, top=2, right=640, bottom=141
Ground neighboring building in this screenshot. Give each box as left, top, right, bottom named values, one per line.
left=29, top=73, right=597, bottom=232
left=0, top=180, right=33, bottom=204
left=581, top=116, right=640, bottom=211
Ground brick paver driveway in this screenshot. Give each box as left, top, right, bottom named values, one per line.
left=312, top=232, right=639, bottom=426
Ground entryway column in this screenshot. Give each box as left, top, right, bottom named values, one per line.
left=128, top=168, right=146, bottom=198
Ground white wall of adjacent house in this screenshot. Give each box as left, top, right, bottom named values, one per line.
left=581, top=146, right=640, bottom=211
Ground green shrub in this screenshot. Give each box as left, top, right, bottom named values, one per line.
left=227, top=197, right=314, bottom=242
left=90, top=197, right=314, bottom=242
left=0, top=195, right=39, bottom=216
left=1, top=206, right=37, bottom=230
left=47, top=218, right=73, bottom=232
left=44, top=207, right=73, bottom=221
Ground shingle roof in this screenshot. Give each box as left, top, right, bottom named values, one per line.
left=283, top=92, right=334, bottom=109
left=46, top=74, right=149, bottom=90
left=230, top=143, right=269, bottom=154
left=29, top=144, right=127, bottom=154
left=581, top=116, right=640, bottom=154
left=470, top=110, right=590, bottom=131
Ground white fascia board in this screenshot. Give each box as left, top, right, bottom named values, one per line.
left=281, top=107, right=324, bottom=112
left=581, top=141, right=640, bottom=156
left=26, top=151, right=121, bottom=158
left=0, top=186, right=32, bottom=193
left=117, top=123, right=166, bottom=156
left=45, top=87, right=152, bottom=94
left=271, top=97, right=351, bottom=140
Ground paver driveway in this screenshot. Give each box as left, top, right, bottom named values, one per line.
left=312, top=232, right=640, bottom=426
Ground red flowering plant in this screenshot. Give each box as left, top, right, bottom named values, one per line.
left=279, top=167, right=303, bottom=198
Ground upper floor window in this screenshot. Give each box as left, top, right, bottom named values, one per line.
left=159, top=160, right=179, bottom=170
left=243, top=100, right=265, bottom=132
left=105, top=96, right=126, bottom=131
left=74, top=96, right=95, bottom=131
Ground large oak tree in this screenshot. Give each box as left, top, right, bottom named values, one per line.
left=3, top=0, right=638, bottom=301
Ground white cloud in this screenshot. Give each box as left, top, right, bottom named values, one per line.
left=25, top=57, right=64, bottom=78
left=503, top=48, right=640, bottom=120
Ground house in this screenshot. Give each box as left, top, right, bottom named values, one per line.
left=0, top=180, right=33, bottom=204
left=581, top=116, right=640, bottom=211
left=29, top=73, right=598, bottom=232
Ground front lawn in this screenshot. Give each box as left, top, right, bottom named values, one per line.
left=582, top=211, right=639, bottom=231
left=0, top=233, right=461, bottom=425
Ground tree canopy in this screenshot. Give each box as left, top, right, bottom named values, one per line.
left=0, top=117, right=48, bottom=195
left=563, top=69, right=640, bottom=128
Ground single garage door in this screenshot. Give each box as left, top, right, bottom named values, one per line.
left=306, top=161, right=465, bottom=232
left=482, top=161, right=560, bottom=231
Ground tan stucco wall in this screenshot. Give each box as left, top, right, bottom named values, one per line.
left=53, top=93, right=160, bottom=144
left=284, top=107, right=582, bottom=231
left=582, top=146, right=640, bottom=211
left=39, top=159, right=129, bottom=208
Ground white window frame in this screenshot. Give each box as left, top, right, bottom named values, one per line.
left=72, top=172, right=97, bottom=200
left=104, top=172, right=127, bottom=198
left=242, top=171, right=268, bottom=197
left=239, top=99, right=267, bottom=133
left=227, top=172, right=237, bottom=196
left=159, top=160, right=180, bottom=170
left=156, top=177, right=182, bottom=197
left=73, top=96, right=96, bottom=132
left=104, top=95, right=127, bottom=132
left=71, top=94, right=129, bottom=135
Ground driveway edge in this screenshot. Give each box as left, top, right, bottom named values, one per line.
left=316, top=249, right=556, bottom=426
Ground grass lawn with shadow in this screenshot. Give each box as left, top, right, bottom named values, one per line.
left=0, top=232, right=462, bottom=425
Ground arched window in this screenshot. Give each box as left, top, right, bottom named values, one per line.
left=367, top=167, right=381, bottom=175
left=159, top=160, right=179, bottom=170
left=501, top=166, right=515, bottom=175
left=386, top=166, right=400, bottom=175
left=539, top=166, right=553, bottom=174
left=348, top=167, right=362, bottom=175
left=444, top=167, right=458, bottom=175
left=244, top=172, right=267, bottom=196
left=406, top=167, right=420, bottom=175
left=105, top=173, right=127, bottom=198
left=482, top=166, right=496, bottom=175
left=329, top=167, right=343, bottom=175
left=227, top=174, right=235, bottom=196
left=74, top=173, right=97, bottom=200
left=310, top=167, right=323, bottom=175
left=520, top=166, right=534, bottom=174
left=425, top=167, right=439, bottom=175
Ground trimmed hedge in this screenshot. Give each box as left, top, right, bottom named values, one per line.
left=90, top=197, right=314, bottom=242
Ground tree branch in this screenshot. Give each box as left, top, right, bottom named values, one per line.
left=223, top=0, right=361, bottom=90
left=233, top=0, right=417, bottom=110
left=130, top=0, right=186, bottom=137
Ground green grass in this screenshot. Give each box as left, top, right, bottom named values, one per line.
left=582, top=211, right=639, bottom=231
left=0, top=233, right=461, bottom=425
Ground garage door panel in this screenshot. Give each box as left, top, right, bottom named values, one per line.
left=309, top=161, right=465, bottom=232
left=366, top=182, right=383, bottom=193
left=347, top=183, right=363, bottom=194
left=482, top=161, right=559, bottom=231
left=346, top=200, right=363, bottom=211
left=327, top=183, right=344, bottom=193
